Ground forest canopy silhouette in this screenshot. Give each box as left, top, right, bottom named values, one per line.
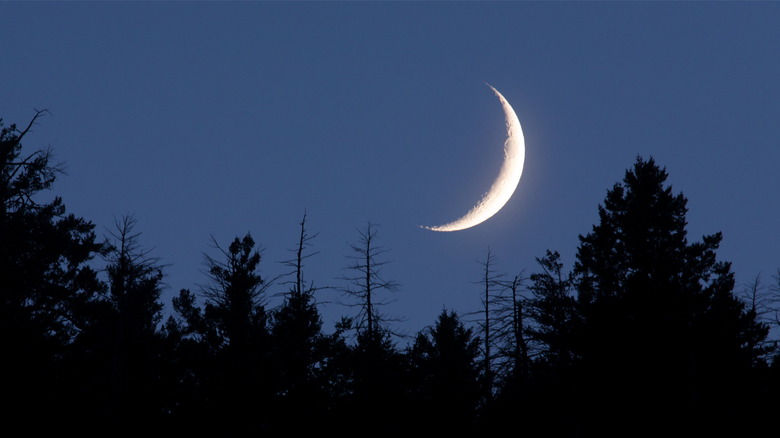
left=2, top=111, right=780, bottom=435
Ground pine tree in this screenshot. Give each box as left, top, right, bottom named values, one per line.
left=0, top=111, right=106, bottom=426
left=166, top=233, right=270, bottom=432
left=572, top=156, right=768, bottom=433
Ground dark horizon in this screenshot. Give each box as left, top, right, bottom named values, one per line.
left=3, top=111, right=780, bottom=434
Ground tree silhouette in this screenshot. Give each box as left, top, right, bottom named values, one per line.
left=166, top=233, right=271, bottom=432
left=0, top=111, right=106, bottom=426
left=492, top=272, right=530, bottom=389
left=499, top=249, right=581, bottom=437
left=7, top=107, right=780, bottom=435
left=201, top=234, right=267, bottom=347
left=208, top=233, right=271, bottom=430
left=103, top=215, right=165, bottom=423
left=528, top=250, right=578, bottom=371
left=572, top=156, right=768, bottom=434
left=473, top=248, right=502, bottom=406
left=67, top=215, right=167, bottom=427
left=407, top=310, right=481, bottom=433
left=104, top=216, right=164, bottom=340
left=340, top=222, right=400, bottom=341
left=268, top=213, right=334, bottom=431
left=161, top=287, right=211, bottom=426
left=339, top=222, right=405, bottom=431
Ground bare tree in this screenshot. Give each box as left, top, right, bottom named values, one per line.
left=1, top=109, right=62, bottom=213
left=340, top=222, right=400, bottom=342
left=742, top=274, right=777, bottom=328
left=472, top=247, right=503, bottom=404
left=339, top=222, right=405, bottom=430
left=493, top=272, right=530, bottom=385
left=739, top=273, right=780, bottom=363
left=270, top=212, right=333, bottom=425
left=278, top=212, right=320, bottom=298
left=768, top=270, right=780, bottom=327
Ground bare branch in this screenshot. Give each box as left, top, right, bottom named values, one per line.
left=12, top=108, right=50, bottom=147
left=339, top=222, right=402, bottom=341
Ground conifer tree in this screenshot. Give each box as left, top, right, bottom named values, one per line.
left=572, top=156, right=768, bottom=432
left=68, top=215, right=167, bottom=426
left=102, top=215, right=165, bottom=422
left=166, top=233, right=270, bottom=432
left=528, top=250, right=577, bottom=370
left=407, top=310, right=481, bottom=433
left=0, top=111, right=106, bottom=425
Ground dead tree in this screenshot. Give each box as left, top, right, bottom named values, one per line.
left=494, top=273, right=530, bottom=385
left=340, top=222, right=399, bottom=342
left=279, top=211, right=321, bottom=298
left=473, top=247, right=502, bottom=405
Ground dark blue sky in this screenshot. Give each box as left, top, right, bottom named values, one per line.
left=3, top=2, right=779, bottom=337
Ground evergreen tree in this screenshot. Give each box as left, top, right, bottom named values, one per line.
left=0, top=111, right=106, bottom=426
left=407, top=310, right=481, bottom=433
left=67, top=215, right=167, bottom=427
left=104, top=216, right=164, bottom=345
left=528, top=250, right=578, bottom=371
left=166, top=233, right=270, bottom=432
left=511, top=249, right=581, bottom=437
left=161, top=288, right=211, bottom=427
left=102, top=215, right=166, bottom=423
left=572, top=156, right=768, bottom=433
left=202, top=234, right=267, bottom=349
left=206, top=233, right=270, bottom=430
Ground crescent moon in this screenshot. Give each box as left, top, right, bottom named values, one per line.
left=423, top=84, right=526, bottom=232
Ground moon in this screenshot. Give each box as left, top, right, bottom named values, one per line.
left=423, top=84, right=526, bottom=232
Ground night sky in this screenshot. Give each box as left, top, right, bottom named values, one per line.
left=3, top=1, right=779, bottom=338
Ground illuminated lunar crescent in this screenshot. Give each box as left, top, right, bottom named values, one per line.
left=423, top=84, right=525, bottom=232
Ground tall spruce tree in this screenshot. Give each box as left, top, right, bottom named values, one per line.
left=572, top=156, right=768, bottom=433
left=407, top=310, right=481, bottom=433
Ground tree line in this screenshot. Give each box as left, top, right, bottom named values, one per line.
left=3, top=110, right=780, bottom=435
